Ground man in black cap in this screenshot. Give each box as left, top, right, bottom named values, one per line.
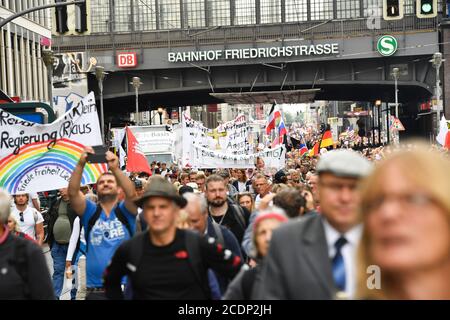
left=103, top=176, right=243, bottom=300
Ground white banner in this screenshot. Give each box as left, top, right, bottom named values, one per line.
left=182, top=112, right=285, bottom=169
left=0, top=93, right=106, bottom=194
left=0, top=92, right=102, bottom=158
left=129, top=128, right=174, bottom=154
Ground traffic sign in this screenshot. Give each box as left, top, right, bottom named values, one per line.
left=377, top=35, right=398, bottom=56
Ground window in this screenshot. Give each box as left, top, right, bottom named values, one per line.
left=183, top=0, right=205, bottom=28
left=91, top=0, right=110, bottom=33
left=260, top=0, right=281, bottom=24
left=310, top=0, right=334, bottom=20
left=114, top=0, right=132, bottom=32
left=208, top=0, right=230, bottom=26
left=235, top=0, right=256, bottom=25
left=285, top=0, right=307, bottom=22
left=135, top=0, right=157, bottom=31
left=159, top=0, right=181, bottom=29
left=337, top=0, right=360, bottom=19
left=404, top=0, right=415, bottom=14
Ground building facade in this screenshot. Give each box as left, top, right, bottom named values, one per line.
left=0, top=0, right=52, bottom=102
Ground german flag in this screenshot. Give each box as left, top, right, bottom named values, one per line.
left=320, top=130, right=333, bottom=148
left=308, top=142, right=320, bottom=157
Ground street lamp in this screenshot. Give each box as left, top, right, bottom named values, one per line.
left=41, top=49, right=54, bottom=107
left=95, top=66, right=106, bottom=143
left=157, top=107, right=164, bottom=125
left=430, top=52, right=445, bottom=136
left=130, top=77, right=142, bottom=125
left=391, top=67, right=400, bottom=118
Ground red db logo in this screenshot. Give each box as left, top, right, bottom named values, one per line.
left=117, top=53, right=137, bottom=68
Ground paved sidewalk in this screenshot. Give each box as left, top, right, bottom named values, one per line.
left=43, top=245, right=86, bottom=300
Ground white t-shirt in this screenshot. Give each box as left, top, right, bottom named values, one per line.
left=11, top=206, right=44, bottom=240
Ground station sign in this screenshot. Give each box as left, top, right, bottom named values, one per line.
left=117, top=52, right=138, bottom=68
left=168, top=43, right=340, bottom=63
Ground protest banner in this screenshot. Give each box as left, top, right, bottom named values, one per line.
left=0, top=92, right=102, bottom=158
left=0, top=138, right=107, bottom=194
left=182, top=112, right=285, bottom=169
left=0, top=93, right=106, bottom=194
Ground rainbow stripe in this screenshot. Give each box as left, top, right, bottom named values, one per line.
left=0, top=138, right=107, bottom=194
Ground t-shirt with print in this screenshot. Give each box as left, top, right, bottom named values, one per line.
left=81, top=199, right=136, bottom=288
left=11, top=206, right=44, bottom=240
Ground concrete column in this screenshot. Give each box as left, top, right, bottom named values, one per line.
left=0, top=29, right=7, bottom=92
left=26, top=34, right=33, bottom=100
left=20, top=34, right=27, bottom=101
left=31, top=33, right=38, bottom=100
left=13, top=31, right=21, bottom=98
left=5, top=25, right=15, bottom=96
left=37, top=42, right=44, bottom=101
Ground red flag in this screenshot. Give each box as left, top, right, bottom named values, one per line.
left=125, top=127, right=152, bottom=175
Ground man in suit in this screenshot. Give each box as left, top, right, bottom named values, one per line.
left=256, top=150, right=373, bottom=300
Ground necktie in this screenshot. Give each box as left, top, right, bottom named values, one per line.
left=332, top=236, right=348, bottom=291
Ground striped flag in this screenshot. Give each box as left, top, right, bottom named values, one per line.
left=299, top=143, right=308, bottom=156
left=308, top=141, right=320, bottom=157
left=320, top=130, right=333, bottom=148
left=266, top=103, right=281, bottom=135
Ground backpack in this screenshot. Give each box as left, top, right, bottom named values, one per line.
left=9, top=237, right=31, bottom=299
left=84, top=204, right=133, bottom=253
left=124, top=230, right=211, bottom=299
left=210, top=220, right=225, bottom=247
left=230, top=203, right=247, bottom=231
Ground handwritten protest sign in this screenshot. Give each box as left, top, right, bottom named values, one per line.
left=0, top=92, right=102, bottom=158
left=182, top=112, right=285, bottom=169
left=0, top=93, right=106, bottom=194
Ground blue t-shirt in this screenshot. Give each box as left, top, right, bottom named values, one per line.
left=81, top=200, right=136, bottom=288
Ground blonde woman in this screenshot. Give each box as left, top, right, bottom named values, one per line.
left=357, top=143, right=450, bottom=300
left=7, top=215, right=35, bottom=242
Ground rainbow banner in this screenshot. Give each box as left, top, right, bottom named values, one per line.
left=0, top=138, right=107, bottom=194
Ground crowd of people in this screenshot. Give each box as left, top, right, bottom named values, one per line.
left=0, top=140, right=449, bottom=300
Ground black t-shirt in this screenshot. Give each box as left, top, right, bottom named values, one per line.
left=104, top=229, right=243, bottom=300
left=210, top=202, right=250, bottom=244
left=132, top=230, right=205, bottom=299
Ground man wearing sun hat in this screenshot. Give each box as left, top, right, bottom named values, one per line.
left=257, top=149, right=373, bottom=300
left=103, top=176, right=244, bottom=300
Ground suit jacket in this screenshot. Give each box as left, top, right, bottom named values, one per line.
left=255, top=214, right=337, bottom=300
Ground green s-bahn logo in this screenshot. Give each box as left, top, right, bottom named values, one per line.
left=377, top=35, right=398, bottom=57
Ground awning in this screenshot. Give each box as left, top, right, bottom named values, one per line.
left=0, top=89, right=13, bottom=102
left=210, top=89, right=320, bottom=104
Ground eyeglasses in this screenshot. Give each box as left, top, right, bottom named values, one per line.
left=19, top=212, right=24, bottom=222
left=365, top=193, right=436, bottom=211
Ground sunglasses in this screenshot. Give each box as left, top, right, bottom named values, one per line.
left=19, top=212, right=24, bottom=222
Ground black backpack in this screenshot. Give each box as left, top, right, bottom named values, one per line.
left=73, top=204, right=134, bottom=257
left=9, top=237, right=31, bottom=299
left=124, top=230, right=211, bottom=299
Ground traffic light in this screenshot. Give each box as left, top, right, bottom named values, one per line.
left=53, top=0, right=91, bottom=36
left=416, top=0, right=437, bottom=18
left=383, top=0, right=404, bottom=20
left=75, top=2, right=88, bottom=33
left=55, top=0, right=69, bottom=34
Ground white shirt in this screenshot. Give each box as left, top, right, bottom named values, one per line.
left=236, top=181, right=247, bottom=193
left=255, top=192, right=272, bottom=209
left=11, top=206, right=44, bottom=240
left=322, top=218, right=363, bottom=300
